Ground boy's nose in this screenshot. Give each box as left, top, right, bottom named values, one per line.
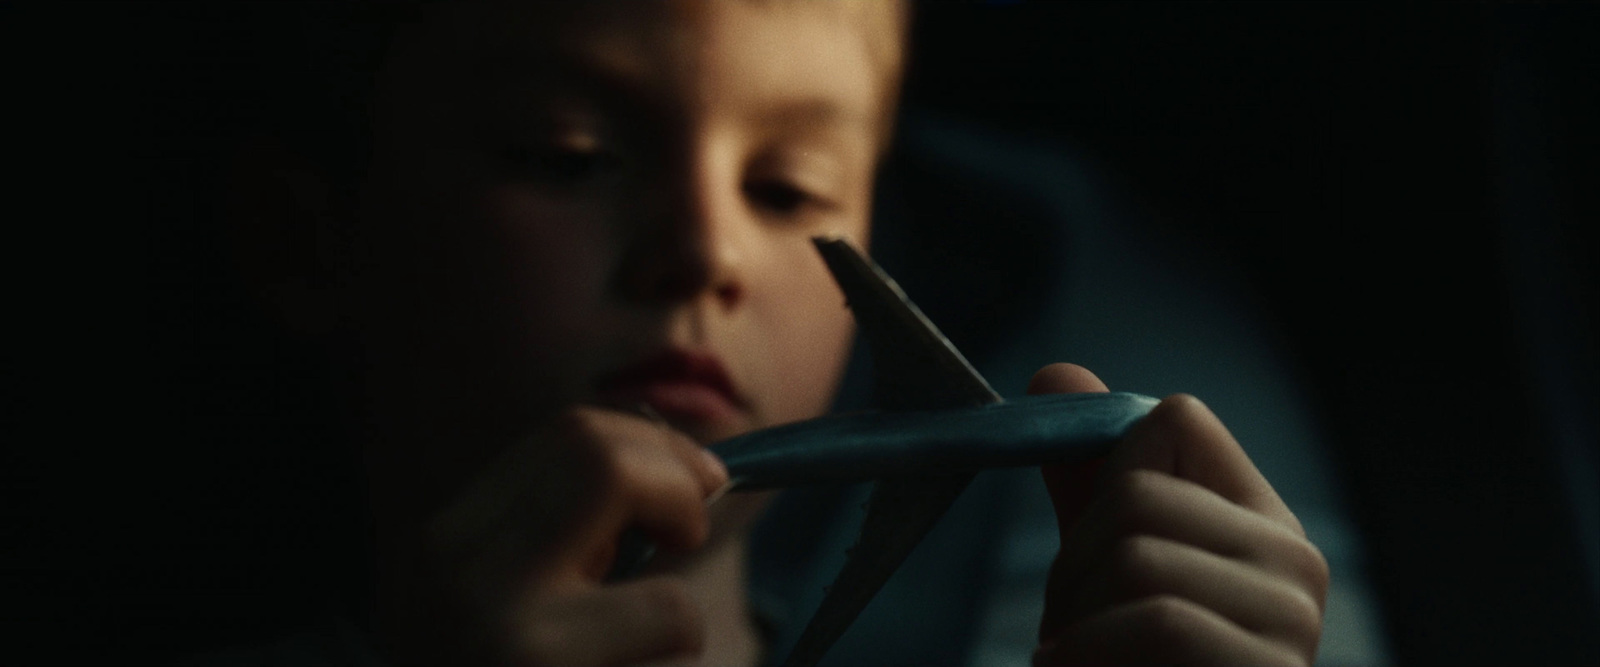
left=615, top=160, right=748, bottom=309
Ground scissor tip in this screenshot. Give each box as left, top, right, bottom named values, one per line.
left=811, top=234, right=856, bottom=250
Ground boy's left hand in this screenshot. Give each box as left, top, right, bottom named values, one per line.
left=1028, top=363, right=1329, bottom=666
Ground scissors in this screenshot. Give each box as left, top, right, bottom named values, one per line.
left=619, top=237, right=1158, bottom=667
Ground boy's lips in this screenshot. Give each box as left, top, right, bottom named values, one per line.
left=595, top=348, right=747, bottom=425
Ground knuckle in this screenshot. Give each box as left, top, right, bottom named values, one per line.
left=1249, top=576, right=1321, bottom=665
left=1105, top=470, right=1166, bottom=528
left=1274, top=533, right=1331, bottom=602
left=1110, top=467, right=1150, bottom=495
left=552, top=410, right=632, bottom=484
left=546, top=410, right=618, bottom=472
left=1109, top=535, right=1170, bottom=599
left=1279, top=584, right=1326, bottom=650
left=1111, top=534, right=1163, bottom=574
left=1133, top=594, right=1204, bottom=640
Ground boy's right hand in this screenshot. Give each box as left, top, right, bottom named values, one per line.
left=414, top=406, right=729, bottom=666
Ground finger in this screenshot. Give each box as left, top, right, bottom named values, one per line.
left=698, top=449, right=731, bottom=497
left=1055, top=469, right=1330, bottom=604
left=1027, top=362, right=1110, bottom=395
left=1039, top=468, right=1329, bottom=646
left=630, top=411, right=730, bottom=498
left=1029, top=363, right=1111, bottom=536
left=1063, top=535, right=1323, bottom=654
left=431, top=408, right=715, bottom=547
left=1109, top=394, right=1302, bottom=534
left=511, top=577, right=705, bottom=667
left=1035, top=596, right=1305, bottom=667
left=499, top=409, right=718, bottom=582
left=585, top=421, right=718, bottom=553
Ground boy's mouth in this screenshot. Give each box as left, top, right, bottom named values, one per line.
left=595, top=348, right=747, bottom=426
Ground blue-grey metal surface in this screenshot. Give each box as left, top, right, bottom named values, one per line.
left=765, top=239, right=1150, bottom=667
left=713, top=392, right=1157, bottom=490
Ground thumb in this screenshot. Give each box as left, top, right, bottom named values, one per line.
left=1028, top=363, right=1110, bottom=537
left=1026, top=363, right=1108, bottom=396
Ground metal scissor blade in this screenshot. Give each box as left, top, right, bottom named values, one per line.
left=812, top=237, right=1001, bottom=411
left=775, top=238, right=1006, bottom=666
left=778, top=473, right=973, bottom=667
left=712, top=392, right=1158, bottom=489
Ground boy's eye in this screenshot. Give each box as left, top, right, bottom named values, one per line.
left=744, top=180, right=815, bottom=215
left=499, top=145, right=622, bottom=186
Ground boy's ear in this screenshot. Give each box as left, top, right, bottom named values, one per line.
left=223, top=136, right=349, bottom=338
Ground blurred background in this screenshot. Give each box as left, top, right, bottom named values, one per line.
left=896, top=3, right=1598, bottom=664
left=7, top=2, right=1596, bottom=664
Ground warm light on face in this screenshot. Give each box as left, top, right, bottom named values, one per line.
left=350, top=0, right=905, bottom=474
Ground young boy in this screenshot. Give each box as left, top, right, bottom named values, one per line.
left=228, top=1, right=1327, bottom=664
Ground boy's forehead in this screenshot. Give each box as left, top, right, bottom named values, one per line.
left=395, top=0, right=905, bottom=134
left=456, top=1, right=903, bottom=63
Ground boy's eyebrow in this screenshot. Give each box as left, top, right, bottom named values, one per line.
left=755, top=99, right=872, bottom=133
left=477, top=50, right=663, bottom=117
left=478, top=52, right=876, bottom=135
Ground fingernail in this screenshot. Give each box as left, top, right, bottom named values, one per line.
left=701, top=449, right=728, bottom=481
left=704, top=479, right=735, bottom=507
left=637, top=402, right=667, bottom=424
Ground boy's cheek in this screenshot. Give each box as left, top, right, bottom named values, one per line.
left=452, top=194, right=620, bottom=376
left=746, top=257, right=859, bottom=426
left=490, top=197, right=633, bottom=356
left=353, top=181, right=620, bottom=398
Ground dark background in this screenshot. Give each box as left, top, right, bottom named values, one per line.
left=8, top=2, right=1597, bottom=664
left=901, top=3, right=1599, bottom=665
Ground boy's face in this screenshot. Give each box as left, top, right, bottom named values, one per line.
left=348, top=1, right=902, bottom=450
